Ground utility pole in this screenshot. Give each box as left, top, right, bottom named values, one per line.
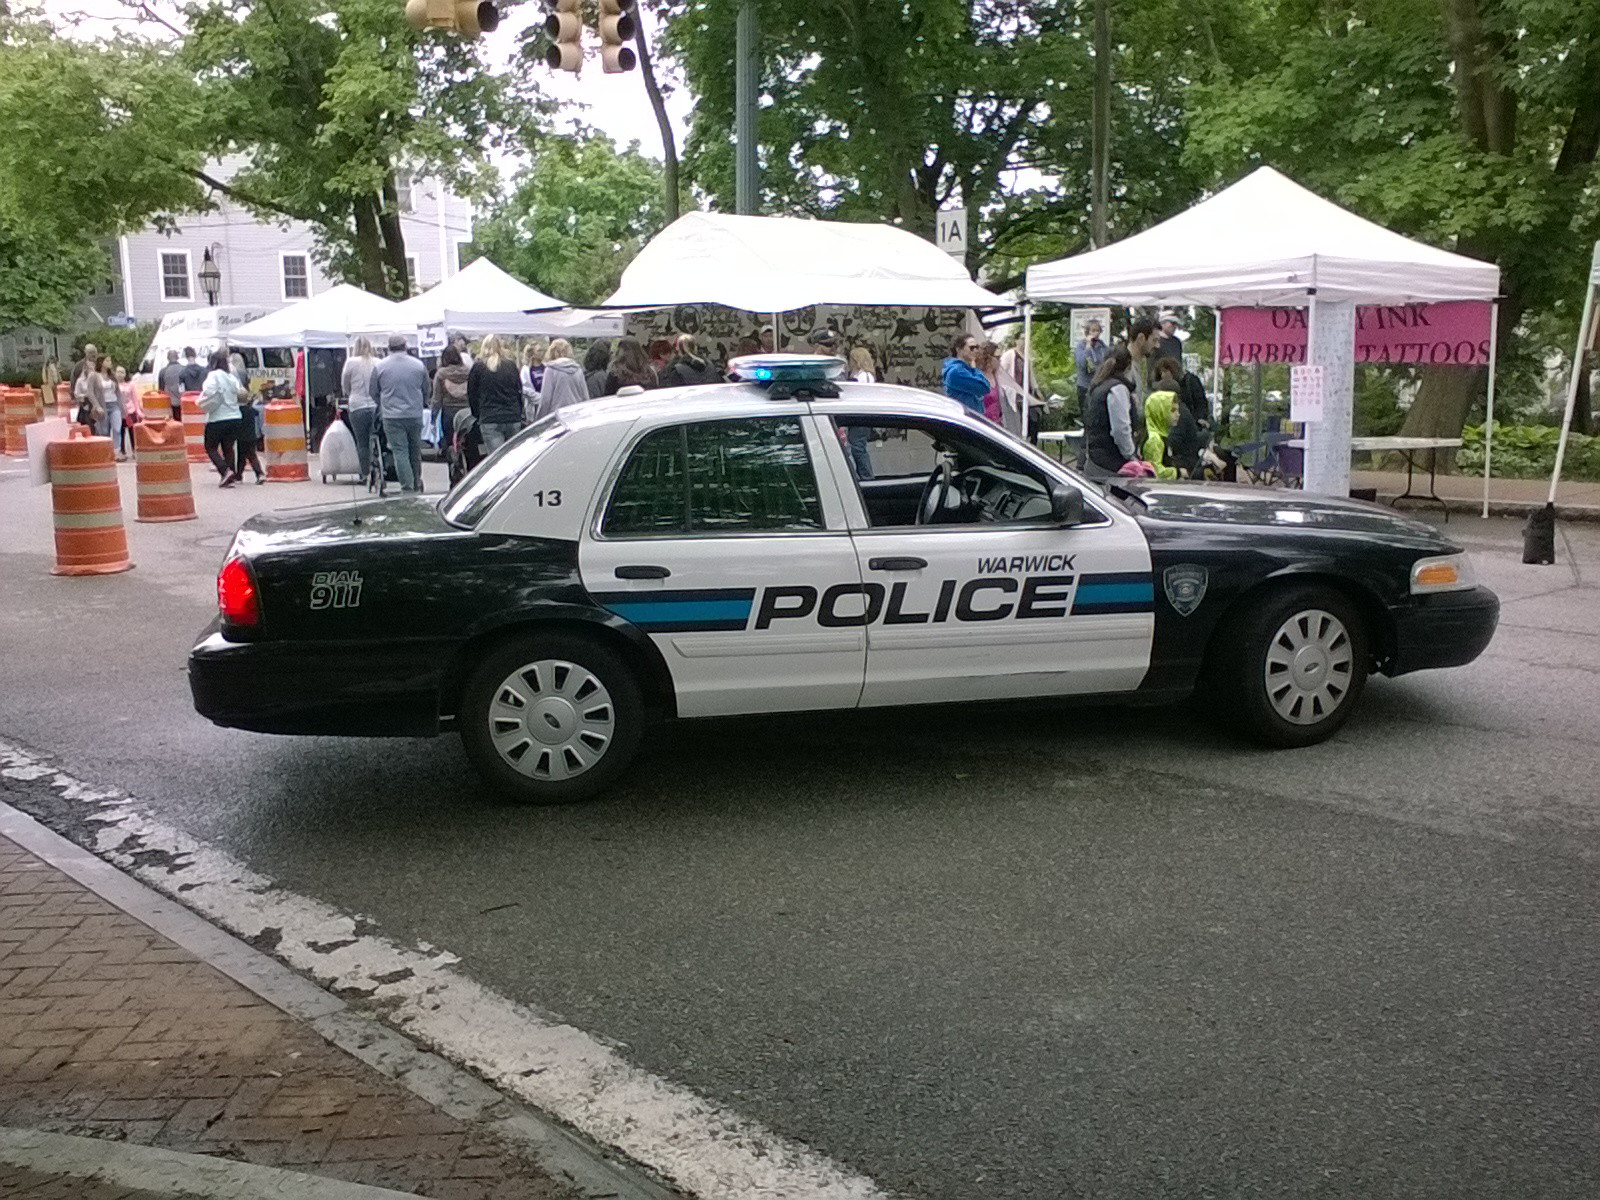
left=734, top=0, right=759, bottom=214
left=1090, top=0, right=1111, bottom=248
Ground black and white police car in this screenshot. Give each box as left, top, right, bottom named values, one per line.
left=189, top=355, right=1498, bottom=803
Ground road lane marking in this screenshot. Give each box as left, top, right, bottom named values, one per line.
left=0, top=739, right=887, bottom=1200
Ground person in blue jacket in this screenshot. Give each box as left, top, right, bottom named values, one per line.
left=942, top=333, right=991, bottom=416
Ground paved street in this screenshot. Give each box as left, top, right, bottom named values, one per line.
left=1, top=458, right=1598, bottom=1198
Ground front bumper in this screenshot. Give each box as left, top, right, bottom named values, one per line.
left=1385, top=585, right=1500, bottom=676
left=188, top=622, right=444, bottom=736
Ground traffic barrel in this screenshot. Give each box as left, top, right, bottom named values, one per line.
left=180, top=392, right=209, bottom=463
left=47, top=431, right=133, bottom=576
left=30, top=386, right=45, bottom=423
left=133, top=418, right=197, bottom=523
left=263, top=400, right=309, bottom=482
left=2, top=386, right=32, bottom=457
left=54, top=383, right=72, bottom=419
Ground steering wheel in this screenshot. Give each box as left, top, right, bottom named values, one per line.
left=916, top=462, right=953, bottom=525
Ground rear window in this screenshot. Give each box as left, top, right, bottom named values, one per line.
left=442, top=417, right=566, bottom=528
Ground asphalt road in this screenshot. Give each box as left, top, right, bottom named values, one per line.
left=2, top=457, right=1597, bottom=1198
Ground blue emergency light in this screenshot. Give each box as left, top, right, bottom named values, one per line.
left=727, top=354, right=847, bottom=385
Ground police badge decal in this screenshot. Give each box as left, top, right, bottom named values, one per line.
left=1162, top=565, right=1208, bottom=616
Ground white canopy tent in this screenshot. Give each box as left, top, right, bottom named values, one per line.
left=394, top=257, right=624, bottom=338
left=1025, top=166, right=1500, bottom=307
left=1024, top=167, right=1501, bottom=501
left=227, top=283, right=409, bottom=349
left=601, top=211, right=1009, bottom=312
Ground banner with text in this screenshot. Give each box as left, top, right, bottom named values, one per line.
left=1219, top=302, right=1492, bottom=367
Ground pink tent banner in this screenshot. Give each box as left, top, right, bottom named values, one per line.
left=1219, top=301, right=1493, bottom=366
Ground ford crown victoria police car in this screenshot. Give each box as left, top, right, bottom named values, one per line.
left=189, top=356, right=1499, bottom=803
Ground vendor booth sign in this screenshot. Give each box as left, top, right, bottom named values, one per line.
left=1220, top=301, right=1492, bottom=366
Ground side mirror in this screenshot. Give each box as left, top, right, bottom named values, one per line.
left=1050, top=483, right=1085, bottom=526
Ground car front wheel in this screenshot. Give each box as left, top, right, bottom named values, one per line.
left=460, top=633, right=643, bottom=804
left=1216, top=585, right=1369, bottom=748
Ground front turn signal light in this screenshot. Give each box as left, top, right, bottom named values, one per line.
left=1410, top=553, right=1475, bottom=594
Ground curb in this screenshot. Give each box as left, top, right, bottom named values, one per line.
left=0, top=800, right=680, bottom=1200
left=0, top=1126, right=421, bottom=1199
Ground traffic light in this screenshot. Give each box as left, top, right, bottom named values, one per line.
left=404, top=0, right=499, bottom=37
left=543, top=0, right=582, bottom=72
left=598, top=0, right=637, bottom=73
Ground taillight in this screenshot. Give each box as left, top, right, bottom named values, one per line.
left=218, top=556, right=260, bottom=626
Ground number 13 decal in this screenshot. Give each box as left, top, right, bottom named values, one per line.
left=533, top=490, right=561, bottom=507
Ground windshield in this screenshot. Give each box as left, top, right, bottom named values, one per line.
left=441, top=416, right=567, bottom=528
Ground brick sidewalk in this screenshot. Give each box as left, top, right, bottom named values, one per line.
left=0, top=833, right=574, bottom=1200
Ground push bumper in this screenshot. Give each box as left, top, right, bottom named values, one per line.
left=1385, top=585, right=1500, bottom=676
left=188, top=622, right=443, bottom=736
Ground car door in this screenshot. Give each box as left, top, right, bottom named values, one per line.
left=579, top=413, right=866, bottom=718
left=819, top=413, right=1155, bottom=707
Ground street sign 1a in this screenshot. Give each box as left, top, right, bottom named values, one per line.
left=936, top=207, right=968, bottom=259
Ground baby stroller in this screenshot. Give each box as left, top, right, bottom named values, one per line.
left=366, top=418, right=400, bottom=497
left=446, top=409, right=482, bottom=488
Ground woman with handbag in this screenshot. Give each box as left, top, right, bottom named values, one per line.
left=115, top=365, right=140, bottom=459
left=72, top=356, right=106, bottom=434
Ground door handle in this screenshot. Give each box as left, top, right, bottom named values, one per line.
left=614, top=564, right=671, bottom=580
left=867, top=556, right=928, bottom=571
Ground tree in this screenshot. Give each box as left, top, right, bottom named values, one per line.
left=655, top=0, right=1261, bottom=280
left=0, top=17, right=206, bottom=330
left=177, top=0, right=513, bottom=296
left=1184, top=0, right=1600, bottom=440
left=465, top=134, right=666, bottom=305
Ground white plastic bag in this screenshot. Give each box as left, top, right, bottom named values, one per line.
left=26, top=418, right=70, bottom=486
left=318, top=418, right=361, bottom=481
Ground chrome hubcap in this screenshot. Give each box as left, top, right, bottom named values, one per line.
left=488, top=659, right=614, bottom=780
left=1264, top=608, right=1353, bottom=725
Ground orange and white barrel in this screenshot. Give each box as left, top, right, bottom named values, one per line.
left=263, top=400, right=309, bottom=482
left=55, top=383, right=73, bottom=419
left=47, top=433, right=133, bottom=576
left=29, top=386, right=45, bottom=423
left=2, top=387, right=33, bottom=457
left=133, top=419, right=197, bottom=523
left=139, top=389, right=166, bottom=424
left=181, top=392, right=209, bottom=464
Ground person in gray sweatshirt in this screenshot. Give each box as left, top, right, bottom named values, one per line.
left=535, top=338, right=590, bottom=420
left=368, top=334, right=430, bottom=493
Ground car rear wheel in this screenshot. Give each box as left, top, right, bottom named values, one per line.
left=1215, top=585, right=1369, bottom=748
left=460, top=633, right=643, bottom=804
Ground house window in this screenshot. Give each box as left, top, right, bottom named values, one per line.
left=160, top=251, right=191, bottom=301
left=281, top=254, right=310, bottom=300
left=395, top=170, right=416, bottom=213
left=405, top=256, right=419, bottom=292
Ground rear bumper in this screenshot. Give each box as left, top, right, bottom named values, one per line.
left=188, top=622, right=444, bottom=736
left=1385, top=585, right=1499, bottom=676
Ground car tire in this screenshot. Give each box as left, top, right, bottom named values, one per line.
left=1213, top=584, right=1369, bottom=748
left=460, top=633, right=643, bottom=804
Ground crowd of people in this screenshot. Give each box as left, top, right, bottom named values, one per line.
left=1074, top=311, right=1214, bottom=480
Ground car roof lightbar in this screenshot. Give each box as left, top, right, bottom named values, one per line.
left=727, top=353, right=846, bottom=399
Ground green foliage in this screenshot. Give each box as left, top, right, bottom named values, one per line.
left=1354, top=369, right=1407, bottom=437
left=1183, top=0, right=1600, bottom=386
left=73, top=323, right=160, bottom=374
left=465, top=135, right=666, bottom=306
left=1458, top=422, right=1600, bottom=481
left=179, top=0, right=514, bottom=295
left=654, top=0, right=1256, bottom=278
left=0, top=16, right=206, bottom=330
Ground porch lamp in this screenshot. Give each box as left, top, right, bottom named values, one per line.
left=199, top=248, right=222, bottom=306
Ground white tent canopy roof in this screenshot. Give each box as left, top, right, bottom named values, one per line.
left=393, top=257, right=623, bottom=337
left=1025, top=166, right=1500, bottom=307
left=601, top=211, right=1008, bottom=312
left=227, top=283, right=408, bottom=348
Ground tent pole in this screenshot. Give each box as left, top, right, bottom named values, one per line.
left=1211, top=308, right=1222, bottom=426
left=1022, top=301, right=1033, bottom=441
left=1549, top=270, right=1597, bottom=505
left=1482, top=301, right=1500, bottom=519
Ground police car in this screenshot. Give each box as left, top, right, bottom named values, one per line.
left=189, top=355, right=1499, bottom=803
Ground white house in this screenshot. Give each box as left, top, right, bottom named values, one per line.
left=0, top=162, right=473, bottom=374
